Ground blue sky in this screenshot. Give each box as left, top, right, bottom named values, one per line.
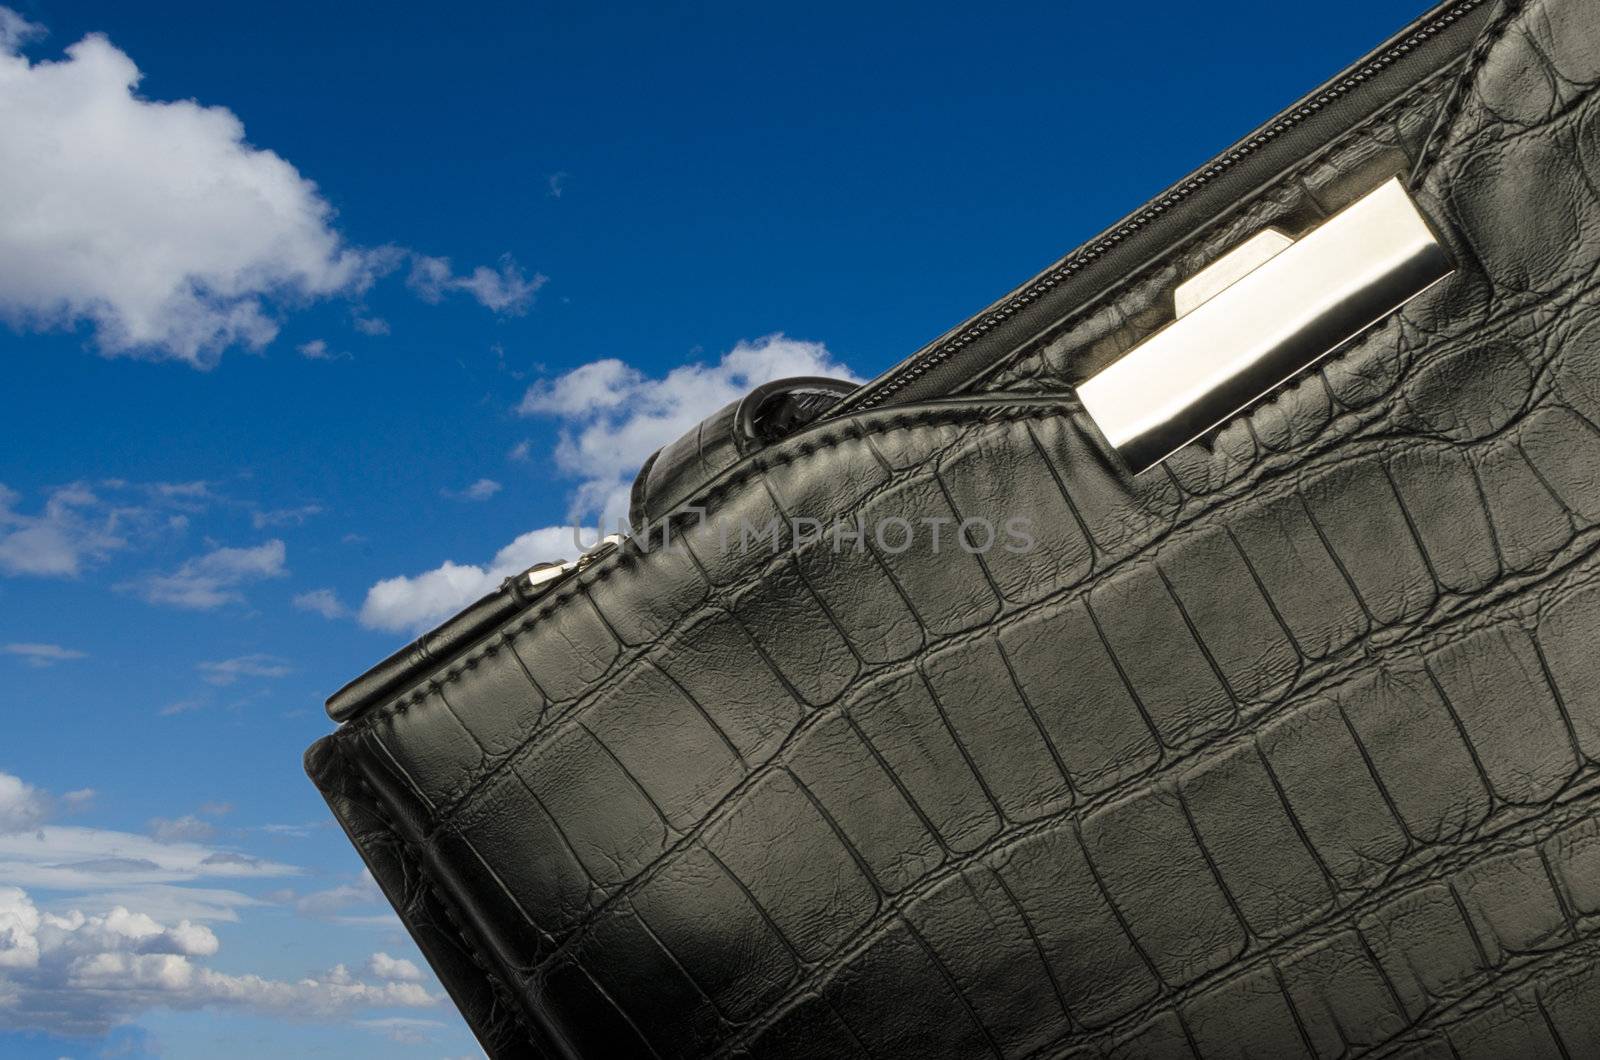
left=0, top=1, right=1421, bottom=1055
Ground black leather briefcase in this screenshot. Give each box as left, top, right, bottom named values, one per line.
left=307, top=2, right=1600, bottom=1055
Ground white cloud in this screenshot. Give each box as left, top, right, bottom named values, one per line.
left=0, top=479, right=244, bottom=583
left=0, top=774, right=95, bottom=833
left=0, top=774, right=296, bottom=894
left=283, top=869, right=397, bottom=929
left=357, top=335, right=856, bottom=634
left=442, top=478, right=502, bottom=502
left=4, top=643, right=87, bottom=667
left=0, top=23, right=378, bottom=365
left=358, top=525, right=576, bottom=634
left=0, top=6, right=42, bottom=50
left=0, top=773, right=50, bottom=833
left=292, top=588, right=348, bottom=620
left=0, top=885, right=40, bottom=969
left=352, top=314, right=390, bottom=336
left=0, top=774, right=396, bottom=1036
left=507, top=439, right=532, bottom=462
left=0, top=483, right=125, bottom=577
left=407, top=253, right=545, bottom=314
left=0, top=886, right=436, bottom=1037
left=251, top=503, right=322, bottom=530
left=359, top=1016, right=449, bottom=1045
left=121, top=540, right=286, bottom=609
left=0, top=824, right=295, bottom=892
left=0, top=12, right=544, bottom=365
left=258, top=821, right=321, bottom=840
left=520, top=333, right=858, bottom=523
left=60, top=789, right=96, bottom=813
left=196, top=653, right=292, bottom=685
left=64, top=886, right=262, bottom=926
left=296, top=338, right=345, bottom=361
left=147, top=816, right=216, bottom=844
left=365, top=952, right=423, bottom=982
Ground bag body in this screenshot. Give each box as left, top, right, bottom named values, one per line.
left=308, top=2, right=1600, bottom=1056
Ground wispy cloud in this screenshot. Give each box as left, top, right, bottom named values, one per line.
left=406, top=253, right=546, bottom=314
left=0, top=479, right=229, bottom=582
left=0, top=483, right=125, bottom=577
left=292, top=588, right=348, bottom=620
left=251, top=503, right=322, bottom=530
left=196, top=653, right=292, bottom=686
left=0, top=6, right=43, bottom=50
left=0, top=825, right=296, bottom=891
left=0, top=771, right=296, bottom=894
left=4, top=642, right=87, bottom=667
left=296, top=338, right=345, bottom=361
left=147, top=816, right=216, bottom=844
left=147, top=799, right=234, bottom=845
left=121, top=540, right=287, bottom=610
left=280, top=869, right=394, bottom=927
left=441, top=478, right=502, bottom=502
left=60, top=788, right=96, bottom=813
left=258, top=821, right=322, bottom=840
left=358, top=1016, right=449, bottom=1045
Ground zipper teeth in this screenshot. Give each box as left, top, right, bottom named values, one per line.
left=841, top=0, right=1486, bottom=414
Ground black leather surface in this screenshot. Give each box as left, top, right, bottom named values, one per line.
left=308, top=1, right=1600, bottom=1055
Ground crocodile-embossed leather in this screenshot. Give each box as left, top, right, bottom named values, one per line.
left=308, top=2, right=1600, bottom=1056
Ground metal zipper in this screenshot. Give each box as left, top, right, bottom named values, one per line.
left=828, top=0, right=1490, bottom=417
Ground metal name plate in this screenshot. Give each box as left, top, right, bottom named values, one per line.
left=1077, top=177, right=1453, bottom=474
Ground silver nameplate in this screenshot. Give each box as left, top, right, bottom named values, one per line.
left=1077, top=177, right=1453, bottom=474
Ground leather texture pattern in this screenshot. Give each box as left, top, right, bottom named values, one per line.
left=308, top=1, right=1600, bottom=1056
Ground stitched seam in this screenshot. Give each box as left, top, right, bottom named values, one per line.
left=333, top=735, right=547, bottom=1052
left=347, top=269, right=1554, bottom=744
left=349, top=266, right=1569, bottom=757
left=339, top=401, right=1069, bottom=736
left=1412, top=0, right=1529, bottom=183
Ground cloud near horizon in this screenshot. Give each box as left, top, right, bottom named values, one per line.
left=0, top=885, right=437, bottom=1037
left=0, top=771, right=434, bottom=1036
